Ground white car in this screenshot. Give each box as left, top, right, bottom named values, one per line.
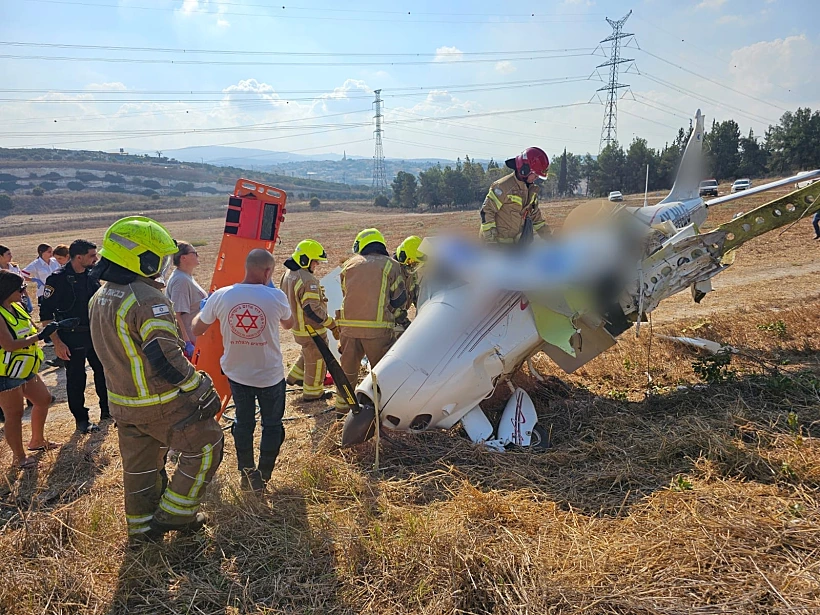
left=608, top=191, right=623, bottom=202
left=731, top=179, right=752, bottom=193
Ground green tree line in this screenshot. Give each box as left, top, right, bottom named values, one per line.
left=382, top=106, right=820, bottom=207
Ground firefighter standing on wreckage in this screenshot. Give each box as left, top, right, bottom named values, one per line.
left=479, top=147, right=551, bottom=244
left=281, top=239, right=339, bottom=401
left=334, top=228, right=406, bottom=414
left=88, top=216, right=223, bottom=541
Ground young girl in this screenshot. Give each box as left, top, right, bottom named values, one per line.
left=0, top=270, right=59, bottom=469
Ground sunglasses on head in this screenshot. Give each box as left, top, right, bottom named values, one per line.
left=19, top=284, right=27, bottom=292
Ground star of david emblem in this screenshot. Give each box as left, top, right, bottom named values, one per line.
left=234, top=309, right=260, bottom=333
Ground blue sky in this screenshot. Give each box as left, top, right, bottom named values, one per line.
left=0, top=0, right=817, bottom=161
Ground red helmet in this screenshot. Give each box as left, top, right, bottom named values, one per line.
left=508, top=147, right=550, bottom=180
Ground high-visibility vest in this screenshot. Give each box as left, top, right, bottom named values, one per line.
left=0, top=303, right=43, bottom=379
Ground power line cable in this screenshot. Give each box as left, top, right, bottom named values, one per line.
left=20, top=0, right=605, bottom=24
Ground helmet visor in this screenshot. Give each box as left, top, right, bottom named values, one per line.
left=156, top=254, right=174, bottom=284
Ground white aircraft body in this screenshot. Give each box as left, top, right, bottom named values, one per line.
left=337, top=110, right=820, bottom=449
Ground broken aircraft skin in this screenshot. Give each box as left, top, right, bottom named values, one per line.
left=338, top=109, right=820, bottom=451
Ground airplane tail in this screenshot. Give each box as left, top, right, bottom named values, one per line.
left=658, top=109, right=705, bottom=204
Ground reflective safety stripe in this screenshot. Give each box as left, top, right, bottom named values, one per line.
left=533, top=221, right=546, bottom=231
left=337, top=319, right=394, bottom=329
left=529, top=192, right=538, bottom=205
left=303, top=357, right=325, bottom=395
left=162, top=488, right=199, bottom=508
left=288, top=363, right=305, bottom=379
left=187, top=443, right=214, bottom=500
left=159, top=498, right=198, bottom=518
left=375, top=260, right=391, bottom=325
left=139, top=317, right=177, bottom=339
left=487, top=190, right=504, bottom=209
left=178, top=370, right=201, bottom=393
left=108, top=388, right=180, bottom=407
left=301, top=291, right=320, bottom=301
left=292, top=329, right=326, bottom=338
left=116, top=294, right=150, bottom=399
left=498, top=237, right=515, bottom=244
left=480, top=222, right=497, bottom=232
left=508, top=194, right=523, bottom=206
left=126, top=513, right=154, bottom=525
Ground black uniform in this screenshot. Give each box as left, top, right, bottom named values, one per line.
left=41, top=264, right=109, bottom=428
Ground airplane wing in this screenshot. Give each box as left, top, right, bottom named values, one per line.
left=705, top=169, right=820, bottom=208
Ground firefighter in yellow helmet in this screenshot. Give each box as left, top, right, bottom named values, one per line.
left=392, top=235, right=426, bottom=330
left=479, top=147, right=551, bottom=245
left=334, top=228, right=405, bottom=413
left=281, top=240, right=338, bottom=401
left=88, top=216, right=223, bottom=541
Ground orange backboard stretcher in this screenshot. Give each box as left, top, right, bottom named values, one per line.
left=190, top=179, right=287, bottom=417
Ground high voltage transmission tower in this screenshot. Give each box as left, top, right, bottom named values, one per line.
left=596, top=9, right=634, bottom=152
left=371, top=89, right=387, bottom=193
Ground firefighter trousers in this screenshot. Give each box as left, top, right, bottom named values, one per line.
left=335, top=330, right=394, bottom=410
left=287, top=334, right=327, bottom=399
left=117, top=396, right=224, bottom=537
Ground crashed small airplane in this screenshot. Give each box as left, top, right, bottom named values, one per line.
left=337, top=109, right=820, bottom=450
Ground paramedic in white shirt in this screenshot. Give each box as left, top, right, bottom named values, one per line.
left=192, top=249, right=295, bottom=494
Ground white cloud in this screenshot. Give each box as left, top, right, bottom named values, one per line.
left=695, top=0, right=727, bottom=9
left=434, top=46, right=463, bottom=63
left=729, top=34, right=817, bottom=96
left=217, top=18, right=230, bottom=27
left=86, top=82, right=128, bottom=91
left=495, top=61, right=516, bottom=74
left=178, top=0, right=200, bottom=14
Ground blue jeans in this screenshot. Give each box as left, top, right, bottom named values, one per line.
left=228, top=378, right=285, bottom=480
left=813, top=211, right=820, bottom=237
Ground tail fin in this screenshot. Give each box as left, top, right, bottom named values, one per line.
left=659, top=109, right=705, bottom=204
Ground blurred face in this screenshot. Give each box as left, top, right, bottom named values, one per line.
left=40, top=248, right=53, bottom=261
left=75, top=248, right=98, bottom=270
left=54, top=254, right=69, bottom=266
left=0, top=250, right=10, bottom=266
left=179, top=247, right=199, bottom=271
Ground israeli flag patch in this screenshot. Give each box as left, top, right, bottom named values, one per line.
left=152, top=304, right=171, bottom=316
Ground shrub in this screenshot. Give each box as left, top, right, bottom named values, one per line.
left=168, top=190, right=184, bottom=197
left=142, top=179, right=162, bottom=190
left=309, top=195, right=321, bottom=209
left=0, top=193, right=12, bottom=210
left=67, top=181, right=85, bottom=191
left=40, top=181, right=58, bottom=191
left=151, top=193, right=161, bottom=200
left=31, top=186, right=45, bottom=196
left=75, top=171, right=100, bottom=182
left=374, top=194, right=389, bottom=207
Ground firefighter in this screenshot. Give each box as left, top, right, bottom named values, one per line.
left=88, top=216, right=223, bottom=541
left=334, top=228, right=405, bottom=413
left=281, top=240, right=339, bottom=401
left=479, top=147, right=551, bottom=245
left=393, top=235, right=426, bottom=329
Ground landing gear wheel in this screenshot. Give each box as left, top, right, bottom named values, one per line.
left=528, top=424, right=550, bottom=449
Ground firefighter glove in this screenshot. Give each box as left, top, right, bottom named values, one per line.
left=483, top=227, right=498, bottom=243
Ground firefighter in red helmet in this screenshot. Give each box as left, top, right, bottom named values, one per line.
left=479, top=147, right=551, bottom=245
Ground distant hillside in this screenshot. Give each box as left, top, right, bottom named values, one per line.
left=0, top=147, right=372, bottom=202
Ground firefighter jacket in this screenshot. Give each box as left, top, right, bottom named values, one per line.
left=338, top=253, right=406, bottom=339
left=89, top=276, right=201, bottom=416
left=280, top=259, right=334, bottom=338
left=0, top=303, right=43, bottom=379
left=399, top=263, right=419, bottom=310
left=479, top=172, right=550, bottom=243
left=41, top=264, right=99, bottom=335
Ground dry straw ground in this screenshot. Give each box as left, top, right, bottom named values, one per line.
left=1, top=184, right=819, bottom=614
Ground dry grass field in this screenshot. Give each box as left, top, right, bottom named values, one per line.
left=1, top=183, right=819, bottom=614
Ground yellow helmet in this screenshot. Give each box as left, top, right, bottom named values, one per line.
left=292, top=239, right=328, bottom=268
left=99, top=216, right=178, bottom=277
left=352, top=228, right=386, bottom=254
left=396, top=235, right=425, bottom=265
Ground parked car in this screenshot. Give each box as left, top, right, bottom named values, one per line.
left=698, top=179, right=719, bottom=197
left=795, top=177, right=820, bottom=190
left=608, top=190, right=623, bottom=202
left=731, top=179, right=752, bottom=193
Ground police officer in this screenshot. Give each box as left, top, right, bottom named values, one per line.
left=89, top=216, right=223, bottom=540
left=41, top=239, right=110, bottom=433
left=479, top=147, right=551, bottom=245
